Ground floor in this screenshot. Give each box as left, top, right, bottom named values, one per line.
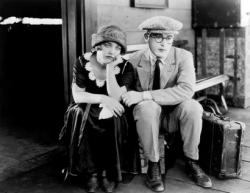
left=0, top=119, right=60, bottom=182
left=0, top=107, right=249, bottom=193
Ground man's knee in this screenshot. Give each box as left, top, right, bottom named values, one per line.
left=133, top=100, right=161, bottom=121
left=177, top=99, right=203, bottom=120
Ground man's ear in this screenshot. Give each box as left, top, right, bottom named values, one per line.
left=144, top=33, right=149, bottom=42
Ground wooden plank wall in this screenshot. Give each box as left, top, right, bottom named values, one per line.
left=93, top=0, right=194, bottom=52
left=244, top=26, right=250, bottom=107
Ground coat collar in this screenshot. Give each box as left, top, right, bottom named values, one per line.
left=136, top=48, right=151, bottom=90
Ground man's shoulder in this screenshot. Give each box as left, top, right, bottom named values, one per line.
left=130, top=49, right=147, bottom=59
left=173, top=47, right=193, bottom=58
left=128, top=49, right=147, bottom=66
left=172, top=47, right=194, bottom=66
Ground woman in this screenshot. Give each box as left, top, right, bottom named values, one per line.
left=59, top=25, right=138, bottom=193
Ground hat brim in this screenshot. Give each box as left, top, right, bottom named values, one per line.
left=146, top=29, right=179, bottom=35
left=92, top=34, right=126, bottom=54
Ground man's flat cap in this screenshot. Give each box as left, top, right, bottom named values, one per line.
left=138, top=16, right=183, bottom=33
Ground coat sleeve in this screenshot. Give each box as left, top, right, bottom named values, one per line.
left=72, top=56, right=88, bottom=89
left=150, top=50, right=196, bottom=105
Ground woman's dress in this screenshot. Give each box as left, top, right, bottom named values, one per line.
left=59, top=53, right=138, bottom=182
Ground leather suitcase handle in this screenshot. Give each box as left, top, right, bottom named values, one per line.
left=203, top=111, right=230, bottom=121
left=213, top=113, right=231, bottom=121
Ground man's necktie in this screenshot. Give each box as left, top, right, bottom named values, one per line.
left=152, top=59, right=161, bottom=90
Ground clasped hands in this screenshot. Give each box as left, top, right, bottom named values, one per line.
left=101, top=54, right=142, bottom=117
left=121, top=91, right=143, bottom=107
left=100, top=91, right=142, bottom=118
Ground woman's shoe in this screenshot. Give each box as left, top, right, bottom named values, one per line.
left=101, top=171, right=115, bottom=193
left=86, top=173, right=98, bottom=193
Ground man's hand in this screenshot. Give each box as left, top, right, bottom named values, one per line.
left=121, top=91, right=143, bottom=107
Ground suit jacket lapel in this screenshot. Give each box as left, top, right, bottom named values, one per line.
left=161, top=48, right=176, bottom=88
left=137, top=51, right=151, bottom=90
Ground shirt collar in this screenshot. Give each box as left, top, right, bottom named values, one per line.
left=148, top=49, right=166, bottom=66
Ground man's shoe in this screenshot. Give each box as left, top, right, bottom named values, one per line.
left=146, top=161, right=165, bottom=192
left=86, top=173, right=98, bottom=193
left=185, top=159, right=212, bottom=188
left=101, top=170, right=115, bottom=193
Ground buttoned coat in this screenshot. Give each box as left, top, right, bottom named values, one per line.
left=129, top=46, right=196, bottom=106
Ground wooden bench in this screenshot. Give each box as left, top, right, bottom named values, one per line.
left=195, top=74, right=229, bottom=113
left=124, top=44, right=229, bottom=113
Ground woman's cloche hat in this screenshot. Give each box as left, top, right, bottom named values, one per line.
left=91, top=25, right=127, bottom=54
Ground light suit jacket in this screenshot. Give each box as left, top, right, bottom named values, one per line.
left=129, top=46, right=196, bottom=106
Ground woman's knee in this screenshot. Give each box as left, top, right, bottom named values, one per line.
left=68, top=103, right=86, bottom=116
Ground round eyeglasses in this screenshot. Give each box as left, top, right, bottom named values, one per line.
left=149, top=33, right=174, bottom=43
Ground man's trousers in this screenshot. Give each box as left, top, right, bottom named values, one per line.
left=133, top=99, right=203, bottom=162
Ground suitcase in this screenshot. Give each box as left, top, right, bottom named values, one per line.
left=199, top=111, right=245, bottom=178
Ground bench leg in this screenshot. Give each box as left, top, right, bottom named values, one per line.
left=221, top=95, right=228, bottom=112
left=220, top=82, right=228, bottom=113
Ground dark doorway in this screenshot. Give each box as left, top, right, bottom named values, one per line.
left=0, top=0, right=64, bottom=145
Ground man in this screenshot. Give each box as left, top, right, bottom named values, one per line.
left=121, top=16, right=212, bottom=192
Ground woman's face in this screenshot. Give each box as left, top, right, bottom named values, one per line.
left=96, top=42, right=122, bottom=65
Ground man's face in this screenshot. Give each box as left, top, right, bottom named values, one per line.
left=146, top=31, right=174, bottom=59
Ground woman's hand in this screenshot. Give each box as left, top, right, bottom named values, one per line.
left=108, top=55, right=123, bottom=68
left=100, top=95, right=125, bottom=117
